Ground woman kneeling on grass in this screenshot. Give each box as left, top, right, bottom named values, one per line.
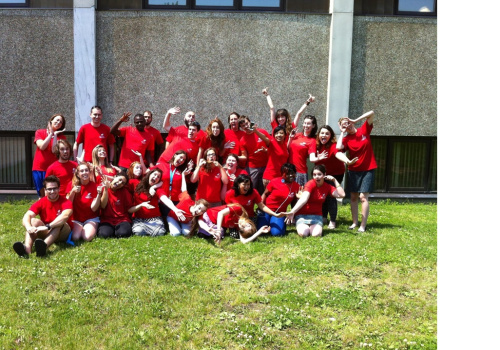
left=191, top=203, right=270, bottom=244
left=283, top=164, right=345, bottom=238
left=167, top=191, right=209, bottom=237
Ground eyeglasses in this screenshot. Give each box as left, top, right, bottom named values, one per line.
left=45, top=187, right=60, bottom=192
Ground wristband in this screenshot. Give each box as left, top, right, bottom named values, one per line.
left=306, top=101, right=310, bottom=106
left=46, top=223, right=51, bottom=230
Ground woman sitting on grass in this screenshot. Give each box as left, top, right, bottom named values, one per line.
left=66, top=163, right=103, bottom=242
left=283, top=164, right=345, bottom=238
left=128, top=168, right=185, bottom=237
left=191, top=203, right=270, bottom=244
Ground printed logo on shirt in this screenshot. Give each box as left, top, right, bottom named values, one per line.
left=361, top=135, right=366, bottom=141
left=141, top=139, right=147, bottom=144
left=215, top=173, right=221, bottom=179
left=288, top=192, right=295, bottom=198
left=116, top=199, right=121, bottom=206
left=246, top=200, right=252, bottom=206
left=300, top=142, right=307, bottom=147
left=320, top=193, right=326, bottom=199
left=57, top=210, right=61, bottom=216
left=100, top=133, right=105, bottom=139
left=85, top=193, right=93, bottom=199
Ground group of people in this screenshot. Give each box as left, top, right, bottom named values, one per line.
left=13, top=88, right=377, bottom=257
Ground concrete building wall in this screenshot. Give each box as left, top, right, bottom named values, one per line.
left=0, top=10, right=75, bottom=131
left=96, top=11, right=331, bottom=132
left=349, top=16, right=437, bottom=136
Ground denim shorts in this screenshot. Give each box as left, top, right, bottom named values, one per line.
left=296, top=215, right=323, bottom=226
left=73, top=217, right=100, bottom=226
left=347, top=169, right=375, bottom=193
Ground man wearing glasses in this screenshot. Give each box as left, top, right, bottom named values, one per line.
left=13, top=175, right=73, bottom=257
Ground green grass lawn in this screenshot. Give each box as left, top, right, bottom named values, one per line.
left=0, top=199, right=436, bottom=349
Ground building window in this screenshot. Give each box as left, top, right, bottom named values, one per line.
left=396, top=0, right=436, bottom=16
left=145, top=0, right=283, bottom=10
left=0, top=0, right=28, bottom=7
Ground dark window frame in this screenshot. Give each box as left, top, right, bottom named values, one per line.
left=395, top=0, right=437, bottom=16
left=0, top=0, right=29, bottom=7
left=371, top=136, right=437, bottom=194
left=144, top=0, right=285, bottom=11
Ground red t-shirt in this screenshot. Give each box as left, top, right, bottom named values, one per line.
left=341, top=121, right=377, bottom=172
left=132, top=187, right=167, bottom=219
left=206, top=204, right=244, bottom=229
left=198, top=134, right=225, bottom=159
left=32, top=129, right=67, bottom=171
left=118, top=126, right=155, bottom=168
left=66, top=181, right=99, bottom=222
left=225, top=188, right=262, bottom=217
left=263, top=138, right=289, bottom=181
left=168, top=192, right=195, bottom=224
left=195, top=168, right=224, bottom=203
left=100, top=187, right=133, bottom=225
left=76, top=123, right=116, bottom=163
left=45, top=160, right=78, bottom=197
left=145, top=126, right=164, bottom=145
left=29, top=195, right=73, bottom=228
left=95, top=165, right=116, bottom=185
left=296, top=179, right=336, bottom=216
left=127, top=178, right=141, bottom=195
left=264, top=177, right=300, bottom=212
left=222, top=129, right=243, bottom=165
left=158, top=127, right=200, bottom=165
left=155, top=163, right=183, bottom=202
left=239, top=128, right=270, bottom=168
left=288, top=133, right=316, bottom=174
left=316, top=143, right=345, bottom=176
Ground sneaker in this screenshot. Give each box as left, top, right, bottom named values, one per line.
left=34, top=239, right=47, bottom=257
left=13, top=242, right=28, bottom=257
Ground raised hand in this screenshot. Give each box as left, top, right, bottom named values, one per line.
left=120, top=112, right=132, bottom=123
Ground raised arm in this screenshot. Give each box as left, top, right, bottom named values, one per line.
left=36, top=123, right=54, bottom=151
left=349, top=110, right=374, bottom=125
left=293, top=94, right=315, bottom=126
left=262, top=87, right=276, bottom=123
left=110, top=112, right=132, bottom=136
left=162, top=107, right=181, bottom=132
left=190, top=158, right=205, bottom=183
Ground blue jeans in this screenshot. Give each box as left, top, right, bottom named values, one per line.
left=257, top=212, right=286, bottom=236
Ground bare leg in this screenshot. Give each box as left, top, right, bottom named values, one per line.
left=297, top=223, right=310, bottom=237
left=310, top=224, right=323, bottom=237
left=359, top=192, right=370, bottom=232
left=72, top=222, right=84, bottom=241
left=82, top=222, right=98, bottom=241
left=25, top=218, right=45, bottom=254
left=349, top=192, right=359, bottom=229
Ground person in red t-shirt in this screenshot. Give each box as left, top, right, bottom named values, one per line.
left=167, top=191, right=209, bottom=237
left=287, top=115, right=318, bottom=186
left=158, top=121, right=201, bottom=166
left=197, top=118, right=232, bottom=164
left=162, top=107, right=206, bottom=148
left=32, top=114, right=67, bottom=197
left=190, top=147, right=229, bottom=207
left=258, top=163, right=300, bottom=236
left=221, top=153, right=248, bottom=199
left=238, top=116, right=271, bottom=194
left=97, top=173, right=133, bottom=238
left=283, top=165, right=345, bottom=238
left=254, top=125, right=289, bottom=189
left=110, top=112, right=155, bottom=169
left=128, top=168, right=179, bottom=237
left=74, top=106, right=116, bottom=164
left=66, top=163, right=103, bottom=242
left=193, top=203, right=270, bottom=245
left=310, top=125, right=359, bottom=230
left=13, top=175, right=73, bottom=257
left=336, top=111, right=376, bottom=233
left=46, top=139, right=78, bottom=198
left=223, top=112, right=247, bottom=167
left=143, top=110, right=165, bottom=166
